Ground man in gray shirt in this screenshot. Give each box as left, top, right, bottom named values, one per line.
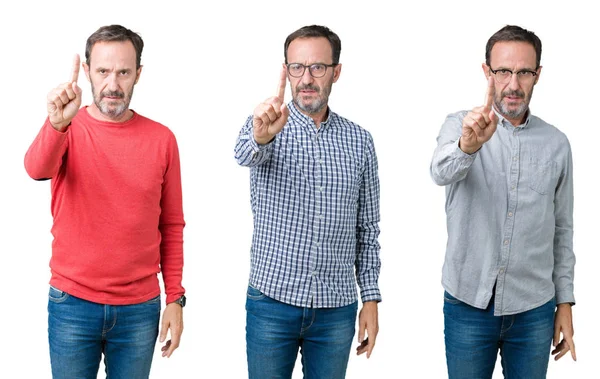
left=431, top=25, right=576, bottom=378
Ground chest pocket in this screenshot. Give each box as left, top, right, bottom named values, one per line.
left=528, top=158, right=557, bottom=195
left=328, top=150, right=360, bottom=195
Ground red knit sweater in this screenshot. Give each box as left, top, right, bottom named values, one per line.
left=25, top=107, right=185, bottom=305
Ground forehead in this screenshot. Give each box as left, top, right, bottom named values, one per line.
left=287, top=37, right=333, bottom=63
left=89, top=41, right=137, bottom=68
left=490, top=41, right=537, bottom=69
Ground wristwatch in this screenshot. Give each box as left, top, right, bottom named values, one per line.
left=173, top=295, right=186, bottom=308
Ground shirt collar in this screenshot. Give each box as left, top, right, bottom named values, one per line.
left=287, top=101, right=334, bottom=131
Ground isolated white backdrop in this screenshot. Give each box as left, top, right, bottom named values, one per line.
left=1, top=0, right=597, bottom=378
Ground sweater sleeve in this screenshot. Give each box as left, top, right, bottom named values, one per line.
left=159, top=132, right=186, bottom=304
left=24, top=119, right=69, bottom=180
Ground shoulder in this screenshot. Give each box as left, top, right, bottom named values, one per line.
left=529, top=114, right=569, bottom=143
left=134, top=112, right=178, bottom=140
left=330, top=111, right=374, bottom=143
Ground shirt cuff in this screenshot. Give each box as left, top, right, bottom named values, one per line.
left=360, top=286, right=382, bottom=303
left=451, top=138, right=478, bottom=159
left=555, top=290, right=575, bottom=306
left=249, top=133, right=275, bottom=153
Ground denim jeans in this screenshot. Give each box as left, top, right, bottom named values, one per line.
left=48, top=286, right=160, bottom=379
left=444, top=291, right=555, bottom=379
left=246, top=285, right=357, bottom=379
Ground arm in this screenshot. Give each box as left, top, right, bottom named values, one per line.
left=234, top=67, right=289, bottom=167
left=551, top=139, right=576, bottom=361
left=158, top=132, right=186, bottom=358
left=355, top=134, right=381, bottom=303
left=234, top=115, right=276, bottom=167
left=24, top=120, right=70, bottom=180
left=355, top=134, right=381, bottom=358
left=25, top=55, right=82, bottom=180
left=431, top=77, right=498, bottom=185
left=430, top=112, right=478, bottom=186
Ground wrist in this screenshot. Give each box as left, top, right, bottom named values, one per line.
left=169, top=295, right=186, bottom=308
left=50, top=121, right=70, bottom=132
left=458, top=137, right=480, bottom=155
left=254, top=135, right=274, bottom=145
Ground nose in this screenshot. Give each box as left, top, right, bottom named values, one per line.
left=508, top=72, right=520, bottom=91
left=107, top=73, right=119, bottom=91
left=301, top=67, right=314, bottom=85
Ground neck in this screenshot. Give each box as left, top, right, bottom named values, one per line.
left=298, top=105, right=328, bottom=128
left=494, top=105, right=528, bottom=127
left=87, top=104, right=134, bottom=123
left=506, top=112, right=528, bottom=127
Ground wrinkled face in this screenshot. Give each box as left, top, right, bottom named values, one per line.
left=285, top=37, right=341, bottom=115
left=84, top=41, right=141, bottom=120
left=486, top=41, right=541, bottom=124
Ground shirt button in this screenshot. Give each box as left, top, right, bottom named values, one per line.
left=504, top=240, right=509, bottom=245
left=511, top=185, right=516, bottom=190
left=508, top=212, right=513, bottom=217
left=513, top=156, right=518, bottom=161
left=499, top=267, right=504, bottom=274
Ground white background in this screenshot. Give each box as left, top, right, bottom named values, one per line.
left=1, top=0, right=598, bottom=377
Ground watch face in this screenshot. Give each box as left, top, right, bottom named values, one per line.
left=178, top=295, right=186, bottom=307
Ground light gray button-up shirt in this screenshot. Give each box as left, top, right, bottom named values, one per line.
left=431, top=109, right=575, bottom=316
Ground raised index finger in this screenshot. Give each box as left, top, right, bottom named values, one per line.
left=276, top=66, right=287, bottom=100
left=71, top=54, right=80, bottom=83
left=483, top=75, right=495, bottom=110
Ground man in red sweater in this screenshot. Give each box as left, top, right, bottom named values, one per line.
left=24, top=24, right=186, bottom=378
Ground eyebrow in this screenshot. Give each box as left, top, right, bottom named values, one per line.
left=95, top=67, right=133, bottom=73
left=494, top=66, right=537, bottom=72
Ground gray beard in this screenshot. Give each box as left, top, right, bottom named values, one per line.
left=295, top=95, right=326, bottom=114
left=92, top=85, right=134, bottom=119
left=497, top=100, right=528, bottom=120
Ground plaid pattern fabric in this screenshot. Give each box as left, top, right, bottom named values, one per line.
left=235, top=102, right=381, bottom=308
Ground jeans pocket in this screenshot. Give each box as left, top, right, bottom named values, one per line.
left=443, top=291, right=462, bottom=305
left=247, top=284, right=266, bottom=301
left=48, top=286, right=70, bottom=303
left=142, top=295, right=161, bottom=304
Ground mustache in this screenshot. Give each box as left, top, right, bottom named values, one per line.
left=502, top=89, right=525, bottom=98
left=296, top=84, right=320, bottom=92
left=101, top=91, right=125, bottom=99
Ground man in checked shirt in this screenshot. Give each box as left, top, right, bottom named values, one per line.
left=235, top=25, right=381, bottom=378
left=431, top=25, right=576, bottom=378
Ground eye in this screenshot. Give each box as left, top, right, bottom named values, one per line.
left=517, top=71, right=533, bottom=77
left=120, top=70, right=129, bottom=76
left=497, top=69, right=511, bottom=75
left=311, top=64, right=326, bottom=73
left=99, top=69, right=107, bottom=75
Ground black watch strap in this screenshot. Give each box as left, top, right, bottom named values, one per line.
left=174, top=295, right=186, bottom=307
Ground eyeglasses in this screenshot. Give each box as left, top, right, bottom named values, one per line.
left=286, top=63, right=337, bottom=78
left=489, top=67, right=538, bottom=84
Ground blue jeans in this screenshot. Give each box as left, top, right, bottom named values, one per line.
left=48, top=286, right=160, bottom=379
left=246, top=285, right=357, bottom=379
left=444, top=291, right=555, bottom=379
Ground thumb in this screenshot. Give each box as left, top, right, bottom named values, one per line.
left=488, top=109, right=498, bottom=125
left=72, top=82, right=82, bottom=96
left=159, top=319, right=169, bottom=343
left=280, top=102, right=289, bottom=117
left=358, top=319, right=365, bottom=343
